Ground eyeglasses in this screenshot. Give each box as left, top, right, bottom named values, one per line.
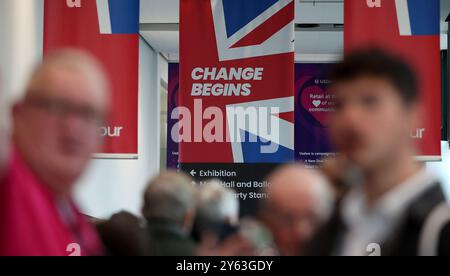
left=268, top=211, right=319, bottom=229
left=23, top=94, right=106, bottom=126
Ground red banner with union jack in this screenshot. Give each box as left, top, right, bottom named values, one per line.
left=345, top=0, right=441, bottom=160
left=43, top=0, right=139, bottom=158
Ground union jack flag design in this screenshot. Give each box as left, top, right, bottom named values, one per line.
left=394, top=0, right=439, bottom=36
left=345, top=0, right=441, bottom=158
left=44, top=0, right=140, bottom=156
left=95, top=0, right=139, bottom=34
left=211, top=0, right=295, bottom=61
left=180, top=0, right=295, bottom=163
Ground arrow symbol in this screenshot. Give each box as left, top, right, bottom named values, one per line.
left=190, top=170, right=197, bottom=177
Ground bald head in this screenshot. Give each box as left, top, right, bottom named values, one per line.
left=13, top=49, right=110, bottom=195
left=26, top=49, right=109, bottom=110
left=262, top=164, right=334, bottom=256
left=265, top=165, right=333, bottom=219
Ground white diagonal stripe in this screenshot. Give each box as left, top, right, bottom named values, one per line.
left=226, top=97, right=295, bottom=162
left=395, top=0, right=412, bottom=36
left=96, top=0, right=112, bottom=34
left=226, top=0, right=293, bottom=47
left=211, top=0, right=294, bottom=61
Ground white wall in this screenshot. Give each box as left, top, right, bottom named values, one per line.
left=74, top=38, right=165, bottom=218
left=0, top=0, right=43, bottom=122
left=0, top=0, right=43, bottom=174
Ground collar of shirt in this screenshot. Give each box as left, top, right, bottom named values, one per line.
left=338, top=168, right=437, bottom=256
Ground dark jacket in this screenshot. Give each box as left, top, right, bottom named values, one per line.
left=146, top=218, right=197, bottom=256
left=96, top=211, right=149, bottom=256
left=305, top=183, right=450, bottom=256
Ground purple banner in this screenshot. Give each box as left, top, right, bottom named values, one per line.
left=295, top=63, right=336, bottom=168
left=167, top=63, right=180, bottom=169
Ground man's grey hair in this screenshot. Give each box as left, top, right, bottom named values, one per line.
left=142, top=171, right=196, bottom=223
left=262, top=165, right=335, bottom=223
left=196, top=180, right=239, bottom=228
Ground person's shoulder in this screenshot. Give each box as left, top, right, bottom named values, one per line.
left=438, top=211, right=450, bottom=256
left=303, top=201, right=344, bottom=256
left=417, top=199, right=450, bottom=256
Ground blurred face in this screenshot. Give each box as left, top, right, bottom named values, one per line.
left=329, top=76, right=417, bottom=171
left=264, top=171, right=321, bottom=256
left=13, top=66, right=108, bottom=194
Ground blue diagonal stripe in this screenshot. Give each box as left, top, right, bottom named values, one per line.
left=222, top=0, right=279, bottom=38
left=407, top=0, right=439, bottom=35
left=108, top=0, right=140, bottom=34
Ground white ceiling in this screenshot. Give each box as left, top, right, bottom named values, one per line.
left=139, top=0, right=450, bottom=59
left=140, top=0, right=345, bottom=24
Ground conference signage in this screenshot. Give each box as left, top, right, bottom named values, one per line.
left=167, top=63, right=180, bottom=169
left=345, top=0, right=441, bottom=160
left=169, top=63, right=336, bottom=170
left=179, top=0, right=295, bottom=215
left=43, top=0, right=139, bottom=158
left=295, top=63, right=335, bottom=168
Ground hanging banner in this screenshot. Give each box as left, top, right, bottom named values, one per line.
left=345, top=0, right=441, bottom=160
left=43, top=0, right=139, bottom=158
left=170, top=62, right=337, bottom=170
left=295, top=63, right=336, bottom=168
left=179, top=0, right=295, bottom=215
left=167, top=63, right=180, bottom=169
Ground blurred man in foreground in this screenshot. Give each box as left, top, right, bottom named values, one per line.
left=307, top=49, right=450, bottom=256
left=0, top=50, right=109, bottom=256
left=142, top=171, right=198, bottom=256
left=261, top=164, right=334, bottom=256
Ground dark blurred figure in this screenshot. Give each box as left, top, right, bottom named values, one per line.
left=192, top=180, right=239, bottom=242
left=306, top=49, right=450, bottom=256
left=0, top=49, right=109, bottom=256
left=261, top=164, right=334, bottom=256
left=96, top=211, right=149, bottom=256
left=196, top=217, right=273, bottom=256
left=142, top=171, right=197, bottom=256
left=320, top=156, right=352, bottom=199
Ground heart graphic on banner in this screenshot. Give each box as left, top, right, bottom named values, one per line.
left=300, top=85, right=333, bottom=126
left=312, top=100, right=321, bottom=107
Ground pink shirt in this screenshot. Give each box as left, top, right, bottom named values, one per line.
left=0, top=149, right=103, bottom=256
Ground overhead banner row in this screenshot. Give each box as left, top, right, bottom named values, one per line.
left=43, top=0, right=441, bottom=167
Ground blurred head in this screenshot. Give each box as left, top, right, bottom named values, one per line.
left=12, top=49, right=109, bottom=195
left=142, top=171, right=196, bottom=233
left=329, top=49, right=420, bottom=171
left=96, top=211, right=149, bottom=256
left=261, top=164, right=334, bottom=256
left=195, top=180, right=239, bottom=236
